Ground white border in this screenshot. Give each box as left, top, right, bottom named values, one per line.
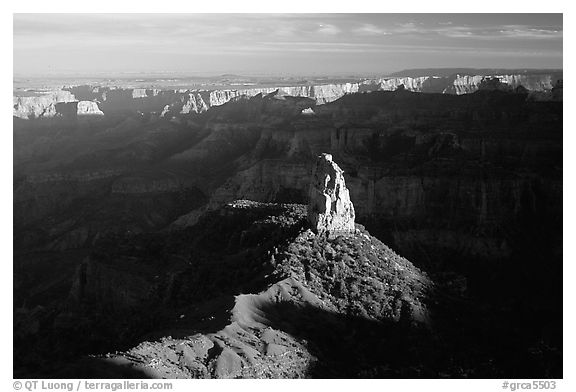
left=3, top=2, right=572, bottom=391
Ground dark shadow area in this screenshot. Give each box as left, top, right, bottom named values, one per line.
left=358, top=181, right=562, bottom=378
left=259, top=295, right=561, bottom=378
left=49, top=357, right=153, bottom=379
left=260, top=301, right=436, bottom=378
left=14, top=202, right=307, bottom=378
left=14, top=87, right=562, bottom=379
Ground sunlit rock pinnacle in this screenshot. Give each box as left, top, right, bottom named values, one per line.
left=308, top=153, right=356, bottom=235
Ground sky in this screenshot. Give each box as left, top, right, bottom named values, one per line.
left=13, top=13, right=563, bottom=77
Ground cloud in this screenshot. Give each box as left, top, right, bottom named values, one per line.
left=394, top=22, right=423, bottom=34
left=316, top=24, right=341, bottom=35
left=13, top=14, right=563, bottom=75
left=353, top=24, right=389, bottom=36
left=497, top=25, right=563, bottom=39
left=249, top=41, right=560, bottom=57
left=437, top=24, right=562, bottom=40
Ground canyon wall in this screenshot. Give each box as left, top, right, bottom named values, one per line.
left=13, top=91, right=76, bottom=119
left=14, top=72, right=561, bottom=119
left=13, top=86, right=562, bottom=379
left=13, top=88, right=561, bottom=267
left=447, top=74, right=559, bottom=95
left=187, top=90, right=562, bottom=266
left=367, top=73, right=561, bottom=95
left=13, top=91, right=105, bottom=120
left=76, top=101, right=104, bottom=116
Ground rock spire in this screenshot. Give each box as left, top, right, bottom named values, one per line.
left=308, top=153, right=356, bottom=235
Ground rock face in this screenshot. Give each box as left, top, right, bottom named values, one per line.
left=364, top=73, right=561, bottom=95
left=308, top=154, right=356, bottom=235
left=15, top=72, right=561, bottom=119
left=13, top=91, right=77, bottom=119
left=193, top=89, right=561, bottom=266
left=76, top=101, right=104, bottom=116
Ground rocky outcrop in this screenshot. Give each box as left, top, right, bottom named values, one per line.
left=364, top=73, right=560, bottom=95
left=13, top=91, right=106, bottom=119
left=180, top=93, right=210, bottom=114
left=131, top=88, right=161, bottom=99
left=54, top=201, right=432, bottom=378
left=191, top=89, right=561, bottom=265
left=16, top=72, right=559, bottom=119
left=62, top=83, right=359, bottom=118
left=204, top=83, right=359, bottom=107
left=361, top=76, right=448, bottom=93
left=308, top=154, right=356, bottom=235
left=77, top=101, right=104, bottom=116
left=447, top=74, right=558, bottom=95
left=13, top=90, right=76, bottom=119
left=159, top=83, right=358, bottom=117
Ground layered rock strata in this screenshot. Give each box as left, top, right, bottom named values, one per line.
left=14, top=72, right=562, bottom=119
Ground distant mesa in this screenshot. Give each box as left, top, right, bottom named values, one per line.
left=13, top=90, right=76, bottom=119
left=13, top=90, right=104, bottom=119
left=308, top=153, right=356, bottom=236
left=12, top=70, right=563, bottom=120
left=77, top=101, right=104, bottom=116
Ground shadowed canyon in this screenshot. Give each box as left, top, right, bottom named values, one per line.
left=13, top=70, right=562, bottom=378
